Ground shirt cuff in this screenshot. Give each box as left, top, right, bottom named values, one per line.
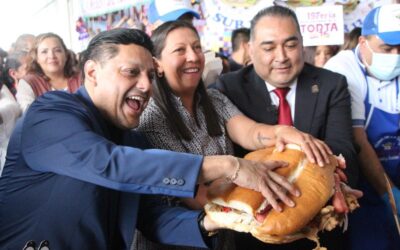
left=352, top=119, right=365, bottom=127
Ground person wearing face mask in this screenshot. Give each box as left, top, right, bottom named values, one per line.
left=324, top=4, right=400, bottom=250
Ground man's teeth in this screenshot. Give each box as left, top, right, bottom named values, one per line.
left=128, top=96, right=144, bottom=101
left=127, top=96, right=145, bottom=106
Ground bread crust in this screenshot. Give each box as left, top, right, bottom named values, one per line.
left=252, top=146, right=337, bottom=236
left=205, top=144, right=338, bottom=240
left=207, top=181, right=265, bottom=215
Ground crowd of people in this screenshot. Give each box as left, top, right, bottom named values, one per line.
left=0, top=1, right=399, bottom=250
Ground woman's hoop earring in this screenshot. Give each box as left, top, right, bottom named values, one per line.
left=157, top=72, right=164, bottom=78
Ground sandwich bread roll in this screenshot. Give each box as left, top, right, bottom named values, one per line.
left=205, top=144, right=339, bottom=243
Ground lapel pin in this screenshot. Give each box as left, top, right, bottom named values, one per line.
left=311, top=84, right=319, bottom=94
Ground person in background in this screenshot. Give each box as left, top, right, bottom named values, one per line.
left=0, top=48, right=8, bottom=87
left=136, top=20, right=332, bottom=250
left=0, top=48, right=7, bottom=66
left=9, top=34, right=35, bottom=53
left=304, top=45, right=340, bottom=68
left=216, top=52, right=230, bottom=74
left=215, top=5, right=359, bottom=250
left=0, top=27, right=300, bottom=250
left=16, top=33, right=80, bottom=112
left=0, top=81, right=20, bottom=175
left=341, top=27, right=361, bottom=51
left=2, top=51, right=30, bottom=96
left=68, top=49, right=80, bottom=74
left=324, top=4, right=400, bottom=249
left=228, top=28, right=251, bottom=71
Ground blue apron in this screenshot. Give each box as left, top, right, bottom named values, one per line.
left=364, top=78, right=400, bottom=185
left=348, top=64, right=400, bottom=250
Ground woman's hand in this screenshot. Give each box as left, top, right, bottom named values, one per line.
left=227, top=116, right=332, bottom=166
left=274, top=125, right=332, bottom=167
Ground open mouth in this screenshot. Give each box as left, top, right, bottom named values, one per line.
left=126, top=95, right=146, bottom=112
left=183, top=67, right=200, bottom=73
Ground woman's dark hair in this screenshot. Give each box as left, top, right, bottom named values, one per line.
left=342, top=27, right=361, bottom=50
left=151, top=20, right=223, bottom=141
left=2, top=51, right=28, bottom=95
left=27, top=33, right=78, bottom=80
left=303, top=45, right=340, bottom=66
left=80, top=28, right=153, bottom=81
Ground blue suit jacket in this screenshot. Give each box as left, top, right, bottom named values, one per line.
left=0, top=87, right=207, bottom=249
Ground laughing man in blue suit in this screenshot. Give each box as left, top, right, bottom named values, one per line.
left=0, top=28, right=300, bottom=249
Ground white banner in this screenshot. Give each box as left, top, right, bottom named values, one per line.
left=81, top=0, right=150, bottom=17
left=199, top=0, right=274, bottom=52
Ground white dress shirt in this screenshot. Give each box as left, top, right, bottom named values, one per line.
left=265, top=80, right=298, bottom=122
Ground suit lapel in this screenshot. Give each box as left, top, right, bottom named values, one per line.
left=245, top=69, right=277, bottom=124
left=294, top=64, right=319, bottom=133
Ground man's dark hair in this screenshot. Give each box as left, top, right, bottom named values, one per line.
left=151, top=20, right=223, bottom=141
left=250, top=5, right=301, bottom=40
left=80, top=28, right=153, bottom=81
left=231, top=28, right=250, bottom=52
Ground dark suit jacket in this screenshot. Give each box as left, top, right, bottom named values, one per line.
left=216, top=63, right=359, bottom=250
left=0, top=87, right=208, bottom=250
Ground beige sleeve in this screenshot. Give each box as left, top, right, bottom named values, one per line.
left=16, top=79, right=35, bottom=113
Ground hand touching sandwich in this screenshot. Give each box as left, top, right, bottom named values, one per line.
left=203, top=144, right=362, bottom=248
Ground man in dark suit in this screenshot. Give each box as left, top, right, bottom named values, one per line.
left=0, top=28, right=300, bottom=249
left=216, top=5, right=359, bottom=250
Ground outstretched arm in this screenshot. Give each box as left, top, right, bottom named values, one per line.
left=226, top=114, right=332, bottom=166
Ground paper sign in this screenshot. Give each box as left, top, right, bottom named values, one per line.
left=296, top=5, right=344, bottom=46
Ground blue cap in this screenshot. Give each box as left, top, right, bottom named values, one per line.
left=148, top=0, right=200, bottom=24
left=362, top=4, right=400, bottom=45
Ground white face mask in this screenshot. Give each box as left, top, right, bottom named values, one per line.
left=365, top=41, right=400, bottom=81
